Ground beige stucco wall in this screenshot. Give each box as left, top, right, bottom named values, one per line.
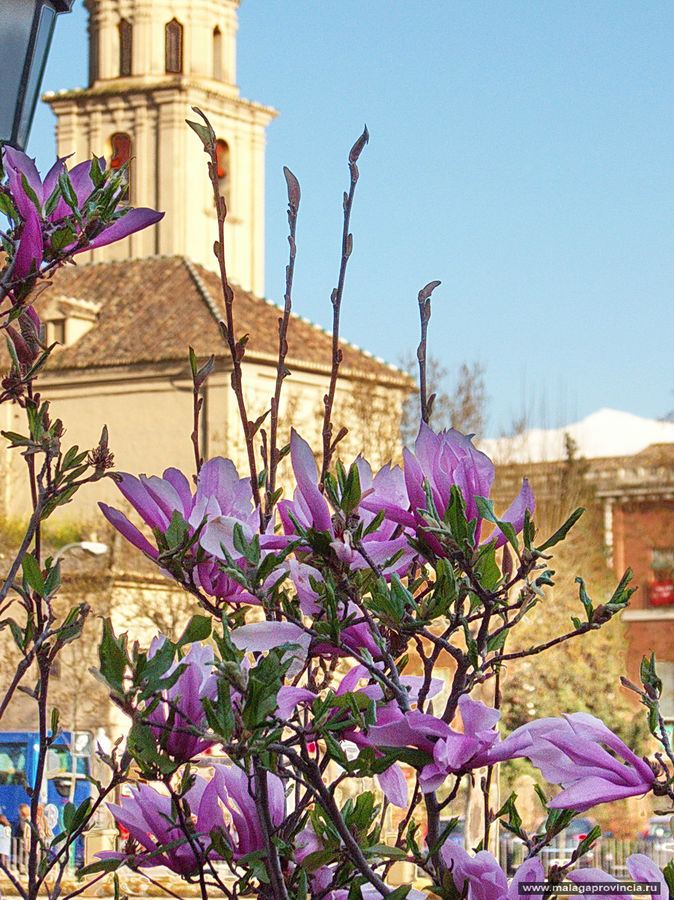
left=1, top=358, right=407, bottom=527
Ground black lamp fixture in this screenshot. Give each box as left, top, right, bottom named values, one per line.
left=0, top=0, right=74, bottom=151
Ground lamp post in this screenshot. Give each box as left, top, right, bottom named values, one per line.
left=0, top=0, right=74, bottom=150
left=52, top=540, right=108, bottom=564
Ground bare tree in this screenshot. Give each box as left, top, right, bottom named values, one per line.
left=400, top=354, right=489, bottom=445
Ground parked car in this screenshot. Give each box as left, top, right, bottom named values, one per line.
left=642, top=815, right=673, bottom=841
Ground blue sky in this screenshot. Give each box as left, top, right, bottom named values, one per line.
left=30, top=2, right=673, bottom=436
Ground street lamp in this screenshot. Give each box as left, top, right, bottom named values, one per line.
left=0, top=0, right=74, bottom=150
left=53, top=540, right=108, bottom=564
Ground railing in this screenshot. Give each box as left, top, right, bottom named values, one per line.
left=502, top=835, right=674, bottom=877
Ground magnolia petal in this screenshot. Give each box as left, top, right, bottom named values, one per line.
left=81, top=207, right=164, bottom=252
left=568, top=870, right=622, bottom=900
left=377, top=763, right=408, bottom=808
left=507, top=857, right=546, bottom=900
left=489, top=477, right=535, bottom=548
left=14, top=208, right=43, bottom=279
left=230, top=621, right=310, bottom=677
left=276, top=686, right=318, bottom=720
left=626, top=854, right=668, bottom=900
left=548, top=775, right=651, bottom=812
left=99, top=503, right=158, bottom=558
left=289, top=430, right=332, bottom=532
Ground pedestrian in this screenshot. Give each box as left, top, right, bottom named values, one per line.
left=16, top=804, right=30, bottom=874
left=0, top=814, right=10, bottom=869
left=35, top=805, right=53, bottom=857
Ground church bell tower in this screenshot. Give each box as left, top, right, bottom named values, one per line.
left=45, top=0, right=276, bottom=295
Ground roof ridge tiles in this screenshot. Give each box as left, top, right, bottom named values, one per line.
left=182, top=257, right=222, bottom=325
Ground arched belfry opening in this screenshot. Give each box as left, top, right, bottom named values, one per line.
left=165, top=18, right=183, bottom=74
left=213, top=26, right=222, bottom=80
left=119, top=19, right=132, bottom=77
left=216, top=139, right=231, bottom=209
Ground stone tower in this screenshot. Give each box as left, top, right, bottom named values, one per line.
left=45, top=0, right=276, bottom=294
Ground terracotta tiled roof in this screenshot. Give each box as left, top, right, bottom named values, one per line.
left=32, top=256, right=409, bottom=385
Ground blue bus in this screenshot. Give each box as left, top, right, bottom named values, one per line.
left=0, top=731, right=92, bottom=860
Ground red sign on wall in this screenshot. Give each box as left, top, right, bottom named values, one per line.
left=650, top=580, right=674, bottom=606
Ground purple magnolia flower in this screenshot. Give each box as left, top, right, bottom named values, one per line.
left=360, top=423, right=534, bottom=552
left=103, top=775, right=225, bottom=875
left=511, top=712, right=656, bottom=811
left=230, top=620, right=311, bottom=677
left=103, top=765, right=285, bottom=874
left=144, top=637, right=219, bottom=761
left=569, top=855, right=668, bottom=900
left=100, top=458, right=265, bottom=604
left=216, top=764, right=285, bottom=860
left=284, top=560, right=382, bottom=660
left=2, top=147, right=163, bottom=280
left=278, top=431, right=414, bottom=577
left=363, top=695, right=532, bottom=794
left=441, top=842, right=546, bottom=900
left=295, top=826, right=428, bottom=900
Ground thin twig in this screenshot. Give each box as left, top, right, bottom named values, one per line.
left=416, top=280, right=441, bottom=424
left=265, top=168, right=301, bottom=523
left=191, top=108, right=262, bottom=511
left=320, top=126, right=369, bottom=487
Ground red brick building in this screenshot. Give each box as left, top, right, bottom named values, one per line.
left=492, top=435, right=674, bottom=715
left=591, top=443, right=674, bottom=710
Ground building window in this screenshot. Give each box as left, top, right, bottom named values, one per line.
left=165, top=18, right=183, bottom=74
left=215, top=139, right=230, bottom=208
left=47, top=318, right=66, bottom=345
left=110, top=132, right=132, bottom=201
left=119, top=19, right=132, bottom=77
left=213, top=26, right=222, bottom=79
left=650, top=548, right=674, bottom=606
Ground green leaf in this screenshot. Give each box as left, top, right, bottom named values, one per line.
left=428, top=817, right=459, bottom=856
left=573, top=824, right=601, bottom=860
left=177, top=615, right=212, bottom=647
left=89, top=156, right=105, bottom=188
left=78, top=857, right=126, bottom=875
left=341, top=462, right=361, bottom=515
left=475, top=495, right=519, bottom=551
left=536, top=507, right=585, bottom=552
left=22, top=554, right=45, bottom=596
left=486, top=629, right=508, bottom=653
left=575, top=576, right=594, bottom=621
left=186, top=117, right=215, bottom=148
left=50, top=225, right=78, bottom=252
left=127, top=721, right=178, bottom=775
left=663, top=860, right=674, bottom=898
left=0, top=191, right=18, bottom=221
left=386, top=887, right=411, bottom=900
left=58, top=172, right=81, bottom=214
left=97, top=619, right=128, bottom=693
left=365, top=844, right=407, bottom=860
left=20, top=173, right=41, bottom=212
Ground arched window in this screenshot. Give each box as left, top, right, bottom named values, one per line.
left=212, top=26, right=222, bottom=80
left=165, top=18, right=183, bottom=74
left=119, top=19, right=132, bottom=77
left=215, top=139, right=231, bottom=209
left=110, top=133, right=132, bottom=201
